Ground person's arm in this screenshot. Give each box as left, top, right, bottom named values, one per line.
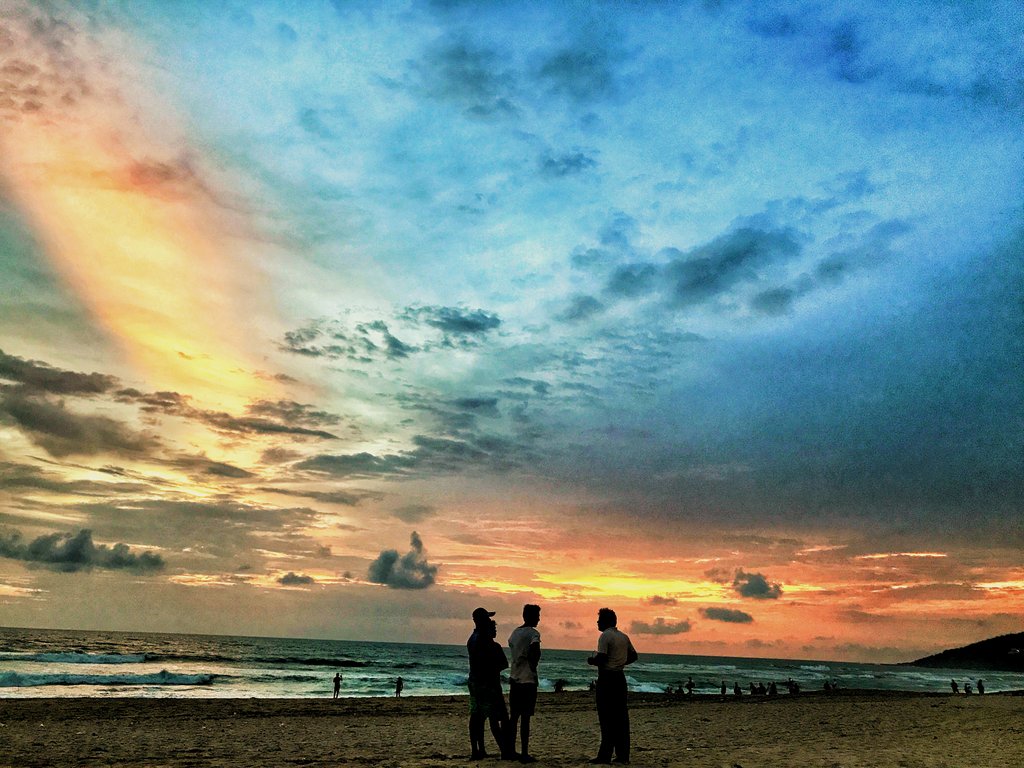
left=528, top=641, right=541, bottom=672
left=625, top=640, right=638, bottom=666
left=587, top=652, right=608, bottom=667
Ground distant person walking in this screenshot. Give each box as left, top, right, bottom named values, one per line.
left=332, top=671, right=342, bottom=699
left=508, top=604, right=542, bottom=763
left=395, top=676, right=404, bottom=697
left=950, top=679, right=959, bottom=694
left=977, top=679, right=985, bottom=695
left=587, top=607, right=638, bottom=765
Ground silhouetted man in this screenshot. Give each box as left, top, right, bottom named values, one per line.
left=508, top=604, right=541, bottom=763
left=332, top=671, right=342, bottom=699
left=587, top=607, right=638, bottom=764
left=468, top=607, right=513, bottom=760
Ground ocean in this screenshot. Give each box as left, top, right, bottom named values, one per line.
left=1, top=627, right=1020, bottom=699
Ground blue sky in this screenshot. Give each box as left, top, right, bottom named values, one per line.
left=0, top=0, right=1021, bottom=658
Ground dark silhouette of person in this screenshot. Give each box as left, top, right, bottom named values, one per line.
left=685, top=676, right=695, bottom=696
left=977, top=679, right=985, bottom=695
left=749, top=682, right=757, bottom=695
left=950, top=679, right=960, bottom=694
left=768, top=681, right=778, bottom=696
left=964, top=681, right=973, bottom=695
left=756, top=682, right=766, bottom=696
left=332, top=671, right=342, bottom=699
left=395, top=676, right=404, bottom=697
left=468, top=608, right=513, bottom=760
left=508, top=604, right=542, bottom=763
left=733, top=682, right=742, bottom=698
left=587, top=607, right=638, bottom=765
left=720, top=680, right=727, bottom=697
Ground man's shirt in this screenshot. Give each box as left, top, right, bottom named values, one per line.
left=597, top=627, right=636, bottom=672
left=508, top=625, right=541, bottom=684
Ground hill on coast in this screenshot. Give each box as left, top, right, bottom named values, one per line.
left=908, top=632, right=1024, bottom=671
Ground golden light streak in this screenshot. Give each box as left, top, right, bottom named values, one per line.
left=2, top=120, right=274, bottom=410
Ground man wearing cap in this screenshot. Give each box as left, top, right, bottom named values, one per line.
left=507, top=604, right=541, bottom=763
left=467, top=607, right=513, bottom=760
left=587, top=607, right=638, bottom=764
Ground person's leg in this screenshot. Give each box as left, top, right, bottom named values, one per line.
left=594, top=678, right=613, bottom=762
left=613, top=676, right=630, bottom=763
left=470, top=713, right=487, bottom=758
left=520, top=714, right=531, bottom=758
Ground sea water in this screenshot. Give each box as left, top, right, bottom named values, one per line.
left=1, top=626, right=1020, bottom=698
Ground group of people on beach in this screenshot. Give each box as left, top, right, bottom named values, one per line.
left=950, top=678, right=984, bottom=695
left=467, top=604, right=637, bottom=764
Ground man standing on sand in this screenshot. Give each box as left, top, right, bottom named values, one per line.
left=332, top=671, right=342, bottom=699
left=468, top=607, right=514, bottom=760
left=507, top=604, right=542, bottom=763
left=587, top=607, right=638, bottom=765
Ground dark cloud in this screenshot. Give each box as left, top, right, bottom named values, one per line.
left=451, top=397, right=499, bottom=416
left=393, top=504, right=437, bottom=523
left=733, top=570, right=783, bottom=599
left=367, top=531, right=438, bottom=589
left=0, top=391, right=159, bottom=458
left=0, top=528, right=164, bottom=572
left=556, top=294, right=605, bottom=322
left=629, top=617, right=692, bottom=635
left=700, top=606, right=755, bottom=623
left=605, top=263, right=659, bottom=298
left=416, top=38, right=518, bottom=117
left=537, top=43, right=619, bottom=102
left=663, top=227, right=802, bottom=308
left=560, top=620, right=583, bottom=630
left=257, top=486, right=372, bottom=508
left=0, top=349, right=117, bottom=395
left=401, top=305, right=501, bottom=336
left=277, top=571, right=315, bottom=586
left=116, top=389, right=339, bottom=439
left=645, top=595, right=678, bottom=606
left=168, top=456, right=254, bottom=479
left=0, top=460, right=145, bottom=497
left=297, top=451, right=415, bottom=479
left=539, top=150, right=597, bottom=178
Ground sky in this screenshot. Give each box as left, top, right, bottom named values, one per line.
left=0, top=0, right=1022, bottom=663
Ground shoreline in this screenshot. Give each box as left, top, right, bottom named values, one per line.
left=2, top=690, right=1023, bottom=767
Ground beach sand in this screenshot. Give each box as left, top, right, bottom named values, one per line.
left=1, top=690, right=1021, bottom=767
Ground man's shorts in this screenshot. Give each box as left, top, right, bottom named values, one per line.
left=509, top=681, right=538, bottom=717
left=469, top=680, right=508, bottom=719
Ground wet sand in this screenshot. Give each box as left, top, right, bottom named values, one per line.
left=1, top=690, right=1022, bottom=767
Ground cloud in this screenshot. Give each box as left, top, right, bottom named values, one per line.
left=700, top=606, right=754, bottom=623
left=401, top=305, right=501, bottom=336
left=0, top=349, right=117, bottom=395
left=297, top=451, right=415, bottom=479
left=0, top=460, right=145, bottom=497
left=393, top=504, right=437, bottom=523
left=539, top=150, right=597, bottom=178
left=277, top=571, right=315, bottom=586
left=367, top=531, right=438, bottom=589
left=0, top=392, right=159, bottom=458
left=556, top=294, right=605, bottom=322
left=733, top=570, right=783, bottom=600
left=258, top=486, right=372, bottom=508
left=560, top=620, right=583, bottom=630
left=0, top=528, right=164, bottom=572
left=645, top=595, right=678, bottom=606
left=537, top=42, right=620, bottom=102
left=415, top=38, right=517, bottom=117
left=662, top=227, right=802, bottom=308
left=629, top=617, right=692, bottom=635
left=116, top=389, right=339, bottom=439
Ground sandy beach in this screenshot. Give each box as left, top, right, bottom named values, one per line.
left=1, top=690, right=1021, bottom=768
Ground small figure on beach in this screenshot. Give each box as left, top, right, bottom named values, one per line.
left=467, top=607, right=513, bottom=760
left=395, top=676, right=404, bottom=697
left=964, top=681, right=973, bottom=695
left=554, top=679, right=567, bottom=693
left=768, top=681, right=778, bottom=696
left=756, top=682, right=766, bottom=696
left=508, top=604, right=542, bottom=763
left=685, top=676, right=695, bottom=696
left=977, top=679, right=984, bottom=695
left=733, top=682, right=742, bottom=698
left=587, top=607, right=638, bottom=765
left=333, top=671, right=342, bottom=699
left=721, top=680, right=727, bottom=697
left=950, top=679, right=959, bottom=694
